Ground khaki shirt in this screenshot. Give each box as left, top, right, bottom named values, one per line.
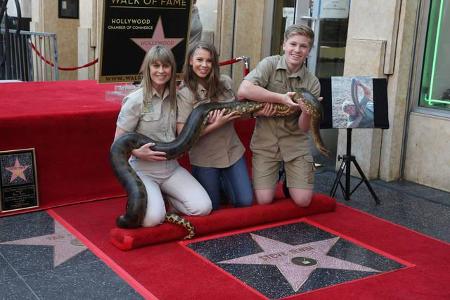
left=244, top=55, right=320, bottom=161
left=177, top=75, right=245, bottom=168
left=117, top=88, right=176, bottom=143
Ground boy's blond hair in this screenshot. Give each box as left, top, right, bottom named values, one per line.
left=284, top=24, right=314, bottom=47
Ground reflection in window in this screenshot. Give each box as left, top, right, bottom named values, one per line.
left=195, top=0, right=218, bottom=44
left=420, top=0, right=450, bottom=111
left=271, top=0, right=296, bottom=55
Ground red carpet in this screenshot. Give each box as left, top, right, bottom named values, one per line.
left=4, top=81, right=450, bottom=298
left=0, top=80, right=254, bottom=217
left=50, top=199, right=450, bottom=299
left=0, top=81, right=125, bottom=216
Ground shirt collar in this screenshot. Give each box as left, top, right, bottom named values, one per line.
left=196, top=83, right=208, bottom=99
left=150, top=86, right=169, bottom=100
left=276, top=55, right=307, bottom=79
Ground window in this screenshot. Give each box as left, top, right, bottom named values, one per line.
left=419, top=0, right=450, bottom=111
left=271, top=0, right=296, bottom=55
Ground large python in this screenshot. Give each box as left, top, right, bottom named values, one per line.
left=110, top=88, right=329, bottom=238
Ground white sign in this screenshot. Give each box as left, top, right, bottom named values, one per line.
left=320, top=0, right=349, bottom=19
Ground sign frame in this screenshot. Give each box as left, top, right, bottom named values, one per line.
left=0, top=148, right=39, bottom=213
left=98, top=0, right=193, bottom=83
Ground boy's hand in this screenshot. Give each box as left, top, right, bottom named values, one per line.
left=282, top=92, right=300, bottom=108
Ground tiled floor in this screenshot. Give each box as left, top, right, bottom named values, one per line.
left=0, top=212, right=141, bottom=299
left=0, top=168, right=449, bottom=299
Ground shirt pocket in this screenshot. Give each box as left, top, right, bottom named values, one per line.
left=138, top=111, right=163, bottom=135
left=141, top=111, right=162, bottom=122
left=267, top=81, right=287, bottom=94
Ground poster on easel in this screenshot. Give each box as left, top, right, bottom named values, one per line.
left=0, top=149, right=39, bottom=213
left=99, top=0, right=193, bottom=83
left=332, top=76, right=374, bottom=128
left=317, top=77, right=389, bottom=129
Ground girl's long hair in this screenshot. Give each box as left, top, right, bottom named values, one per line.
left=182, top=41, right=225, bottom=101
left=141, top=45, right=177, bottom=110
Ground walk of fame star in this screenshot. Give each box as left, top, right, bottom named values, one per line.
left=219, top=234, right=379, bottom=292
left=5, top=157, right=30, bottom=183
left=0, top=221, right=87, bottom=267
left=131, top=17, right=183, bottom=53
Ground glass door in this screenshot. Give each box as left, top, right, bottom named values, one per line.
left=295, top=0, right=350, bottom=163
left=270, top=0, right=297, bottom=55
left=296, top=0, right=349, bottom=77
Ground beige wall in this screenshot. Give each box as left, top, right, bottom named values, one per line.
left=31, top=0, right=79, bottom=81
left=342, top=0, right=450, bottom=192
left=78, top=0, right=97, bottom=80
left=218, top=0, right=268, bottom=89
left=404, top=113, right=450, bottom=191
left=25, top=0, right=450, bottom=192
left=50, top=0, right=268, bottom=85
left=401, top=1, right=450, bottom=192
left=338, top=0, right=417, bottom=181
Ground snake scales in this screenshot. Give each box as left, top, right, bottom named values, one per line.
left=110, top=88, right=329, bottom=238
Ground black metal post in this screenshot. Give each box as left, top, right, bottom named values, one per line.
left=345, top=128, right=352, bottom=200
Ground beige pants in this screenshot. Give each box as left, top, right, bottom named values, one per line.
left=130, top=158, right=212, bottom=227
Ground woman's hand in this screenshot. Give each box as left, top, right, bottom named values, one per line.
left=131, top=142, right=167, bottom=161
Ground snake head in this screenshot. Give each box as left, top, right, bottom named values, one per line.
left=294, top=88, right=323, bottom=119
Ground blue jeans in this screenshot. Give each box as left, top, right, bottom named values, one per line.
left=191, top=156, right=253, bottom=210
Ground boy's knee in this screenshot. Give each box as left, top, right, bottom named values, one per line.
left=255, top=190, right=275, bottom=205
left=291, top=191, right=313, bottom=207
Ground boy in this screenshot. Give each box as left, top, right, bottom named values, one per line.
left=237, top=24, right=320, bottom=207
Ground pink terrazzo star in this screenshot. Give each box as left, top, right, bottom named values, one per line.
left=219, top=234, right=379, bottom=291
left=1, top=222, right=87, bottom=267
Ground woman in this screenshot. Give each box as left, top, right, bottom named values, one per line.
left=114, top=45, right=212, bottom=227
left=177, top=41, right=253, bottom=210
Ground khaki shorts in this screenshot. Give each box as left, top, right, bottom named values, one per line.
left=252, top=153, right=314, bottom=190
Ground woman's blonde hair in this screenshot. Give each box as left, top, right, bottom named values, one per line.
left=141, top=45, right=177, bottom=109
left=182, top=41, right=225, bottom=101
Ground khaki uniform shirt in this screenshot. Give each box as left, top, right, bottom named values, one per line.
left=117, top=88, right=176, bottom=143
left=177, top=75, right=245, bottom=168
left=244, top=55, right=320, bottom=162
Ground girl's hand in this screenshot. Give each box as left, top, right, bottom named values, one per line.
left=131, top=142, right=167, bottom=161
left=254, top=103, right=276, bottom=117
left=208, top=109, right=240, bottom=126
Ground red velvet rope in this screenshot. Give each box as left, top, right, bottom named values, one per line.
left=30, top=41, right=98, bottom=71
left=219, top=56, right=250, bottom=76
left=219, top=57, right=242, bottom=66
left=31, top=41, right=248, bottom=74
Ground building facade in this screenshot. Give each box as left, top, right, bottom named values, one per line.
left=22, top=0, right=450, bottom=193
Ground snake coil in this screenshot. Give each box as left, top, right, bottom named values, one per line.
left=110, top=89, right=329, bottom=238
